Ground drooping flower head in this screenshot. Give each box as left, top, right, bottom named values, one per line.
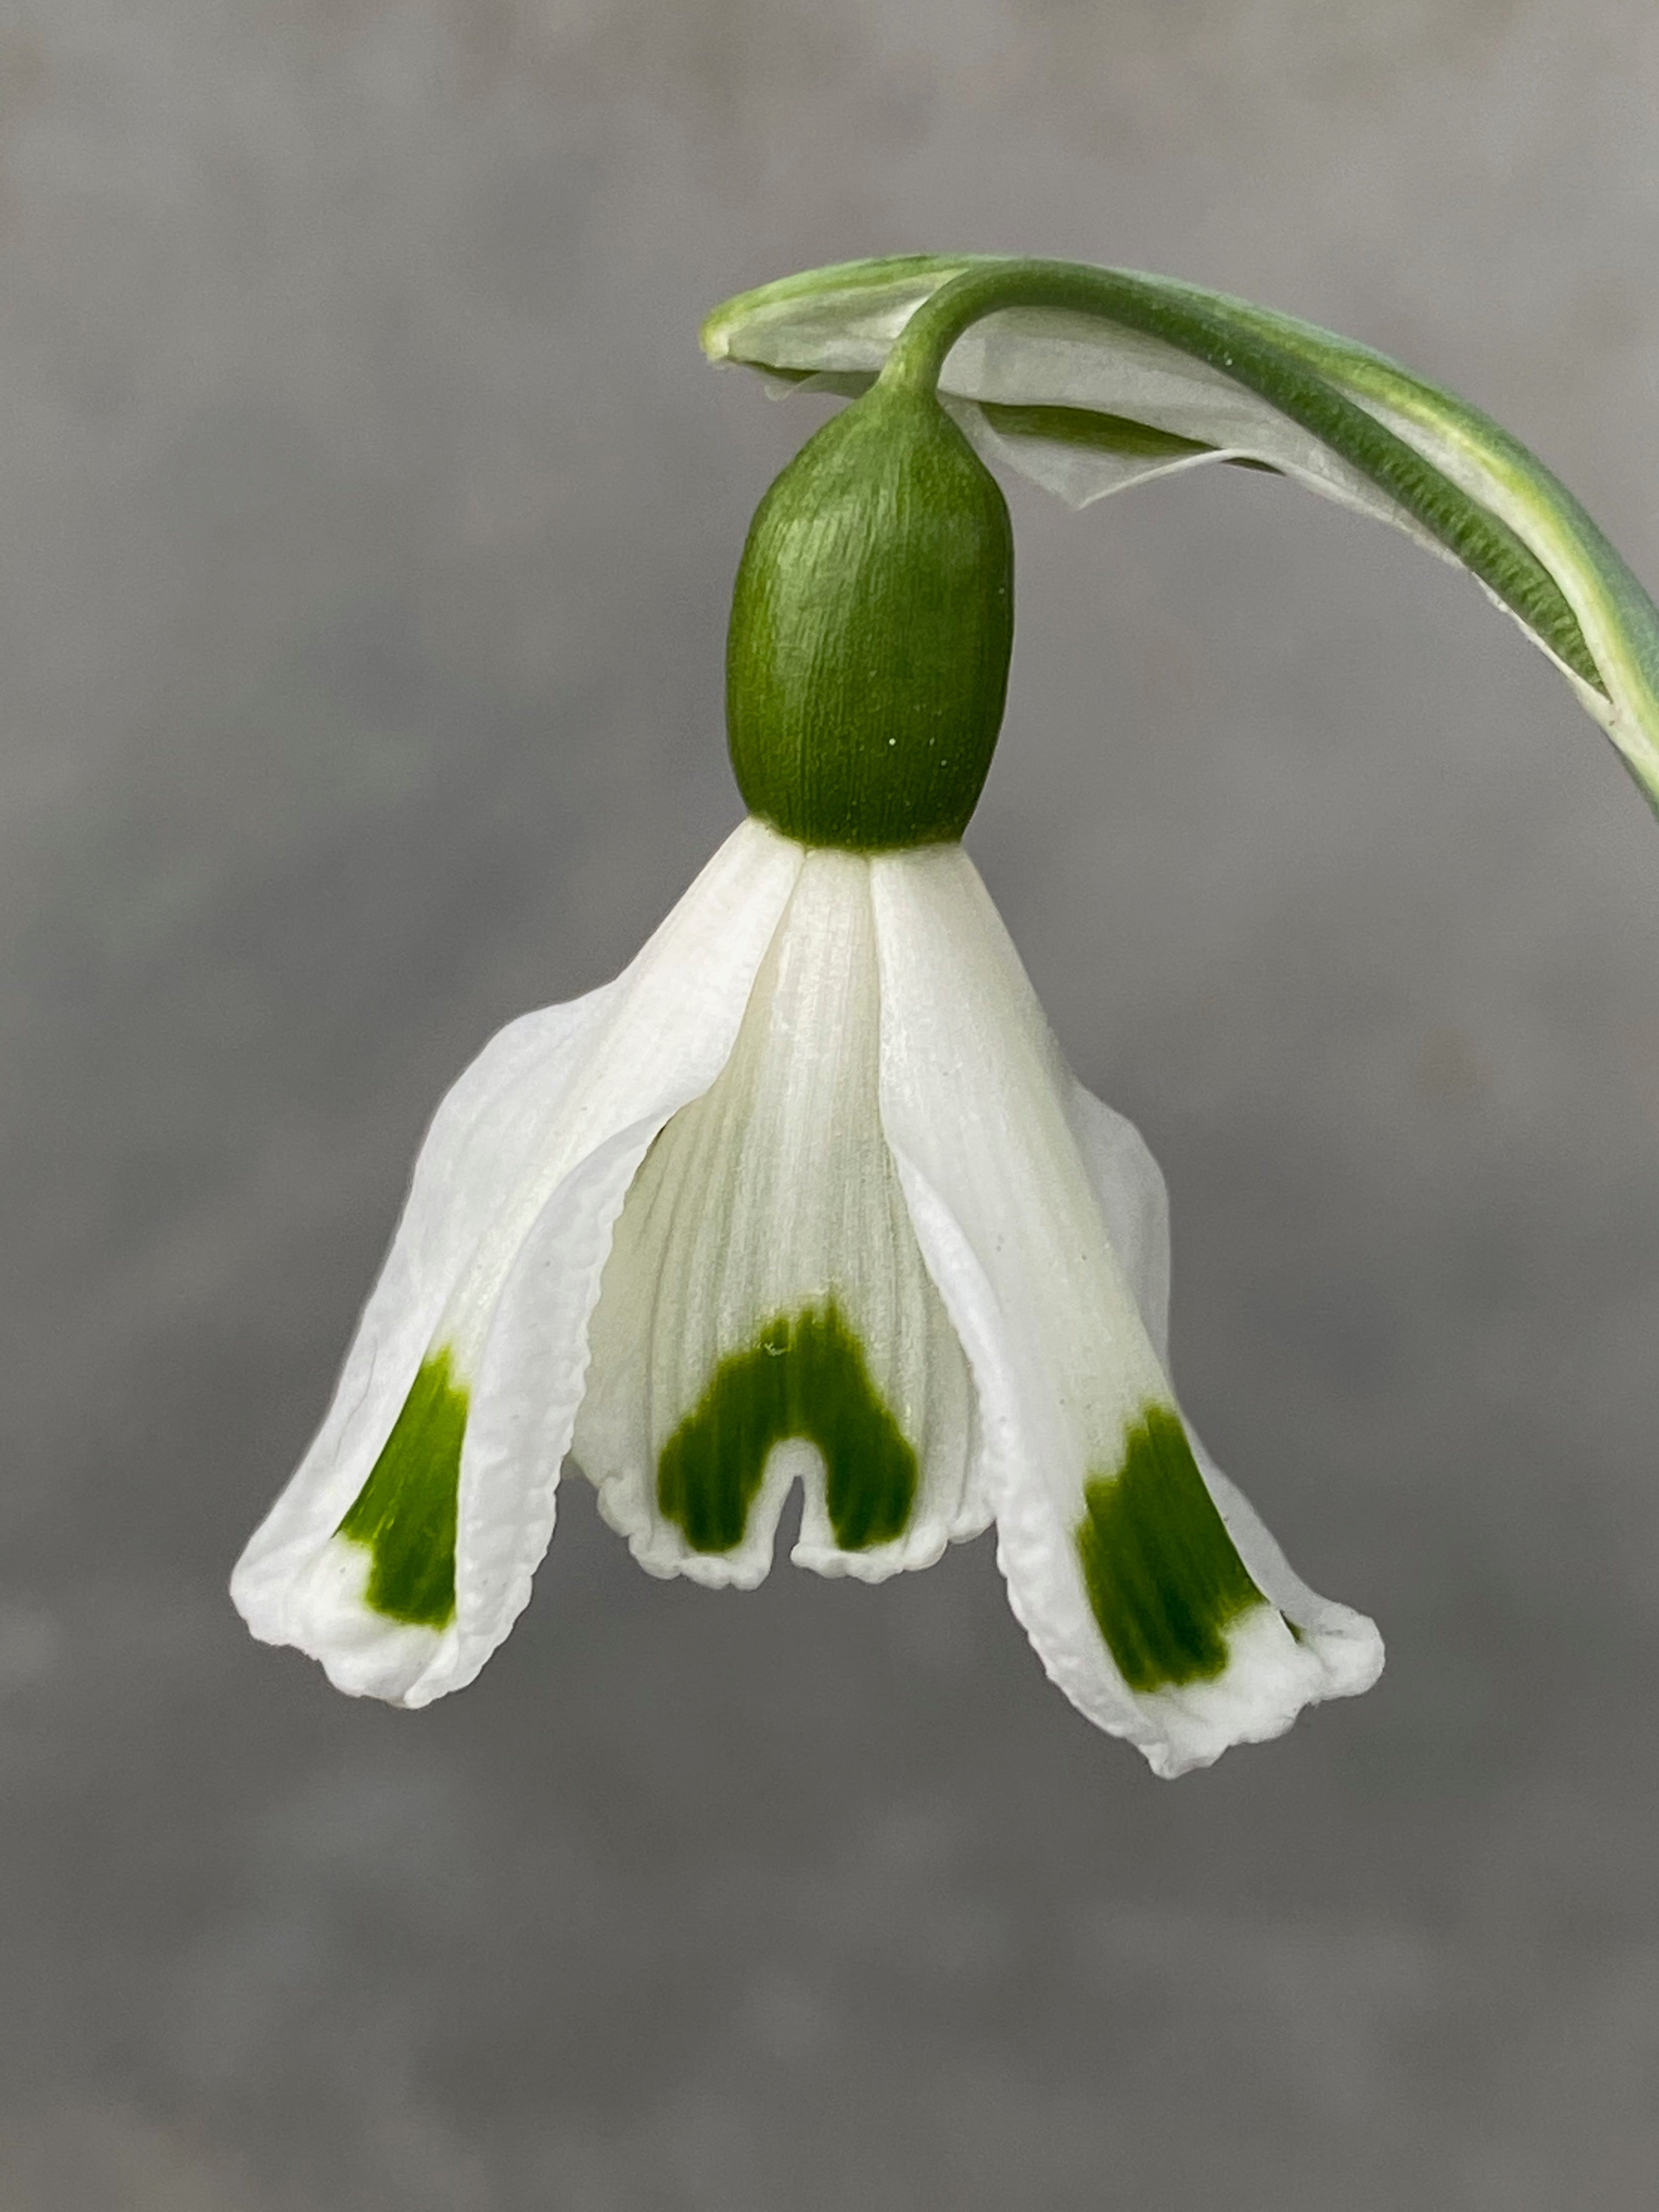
left=235, top=255, right=1659, bottom=1774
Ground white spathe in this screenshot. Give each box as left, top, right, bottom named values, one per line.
left=232, top=817, right=1382, bottom=1772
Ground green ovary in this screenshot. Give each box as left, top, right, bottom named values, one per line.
left=1076, top=1405, right=1267, bottom=1692
left=657, top=1301, right=917, bottom=1554
left=336, top=1351, right=466, bottom=1628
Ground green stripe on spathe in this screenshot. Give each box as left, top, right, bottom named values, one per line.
left=336, top=1351, right=466, bottom=1629
left=1076, top=1404, right=1266, bottom=1692
left=657, top=1302, right=918, bottom=1555
left=980, top=400, right=1279, bottom=475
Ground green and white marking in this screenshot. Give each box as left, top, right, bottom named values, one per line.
left=334, top=1350, right=468, bottom=1628
left=656, top=1301, right=920, bottom=1556
left=574, top=845, right=980, bottom=1587
left=1075, top=1403, right=1266, bottom=1693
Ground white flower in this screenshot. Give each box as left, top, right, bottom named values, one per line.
left=232, top=816, right=1381, bottom=1778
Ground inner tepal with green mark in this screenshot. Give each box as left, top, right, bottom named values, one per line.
left=657, top=1300, right=918, bottom=1555
left=1076, top=1404, right=1269, bottom=1692
left=336, top=1351, right=466, bottom=1628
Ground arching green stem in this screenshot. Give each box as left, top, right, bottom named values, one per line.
left=877, top=260, right=1598, bottom=691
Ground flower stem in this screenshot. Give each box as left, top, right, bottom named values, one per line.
left=877, top=257, right=1600, bottom=690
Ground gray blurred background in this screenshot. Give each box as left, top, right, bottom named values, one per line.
left=4, top=2, right=1659, bottom=2205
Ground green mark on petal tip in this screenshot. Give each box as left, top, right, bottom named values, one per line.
left=1076, top=1404, right=1266, bottom=1692
left=658, top=1302, right=917, bottom=1555
left=336, top=1351, right=465, bottom=1628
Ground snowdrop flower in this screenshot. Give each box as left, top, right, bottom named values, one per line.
left=235, top=783, right=1382, bottom=1772
left=240, top=249, right=1659, bottom=1776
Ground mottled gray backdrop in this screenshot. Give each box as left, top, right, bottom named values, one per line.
left=4, top=2, right=1659, bottom=2205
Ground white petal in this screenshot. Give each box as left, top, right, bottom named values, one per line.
left=232, top=816, right=805, bottom=1702
left=573, top=847, right=980, bottom=1589
left=1062, top=1080, right=1173, bottom=1367
left=872, top=843, right=1376, bottom=1776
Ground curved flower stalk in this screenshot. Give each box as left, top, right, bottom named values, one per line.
left=227, top=250, right=1659, bottom=1777
left=703, top=255, right=1659, bottom=809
